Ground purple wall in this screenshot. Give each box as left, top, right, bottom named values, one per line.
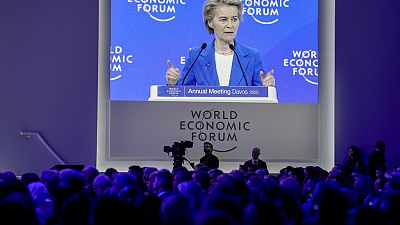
left=1, top=0, right=400, bottom=174
left=0, top=0, right=98, bottom=174
left=335, top=1, right=400, bottom=167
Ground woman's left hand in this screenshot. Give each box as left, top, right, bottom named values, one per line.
left=260, top=70, right=275, bottom=87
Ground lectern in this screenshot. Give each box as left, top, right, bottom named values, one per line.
left=148, top=85, right=278, bottom=103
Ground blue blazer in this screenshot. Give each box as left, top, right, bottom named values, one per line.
left=177, top=40, right=264, bottom=86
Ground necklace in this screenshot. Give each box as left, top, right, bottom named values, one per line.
left=214, top=43, right=233, bottom=55
left=215, top=49, right=233, bottom=55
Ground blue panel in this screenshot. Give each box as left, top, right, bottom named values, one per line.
left=110, top=0, right=318, bottom=103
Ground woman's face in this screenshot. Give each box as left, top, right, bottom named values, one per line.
left=348, top=148, right=354, bottom=159
left=208, top=5, right=240, bottom=44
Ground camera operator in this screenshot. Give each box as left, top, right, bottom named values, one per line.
left=200, top=142, right=219, bottom=169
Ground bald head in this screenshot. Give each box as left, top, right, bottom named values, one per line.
left=252, top=147, right=260, bottom=160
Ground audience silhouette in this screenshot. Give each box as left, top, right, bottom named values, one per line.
left=1, top=140, right=399, bottom=225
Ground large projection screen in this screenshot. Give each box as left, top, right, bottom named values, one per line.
left=97, top=0, right=335, bottom=172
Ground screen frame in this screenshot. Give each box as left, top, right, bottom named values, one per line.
left=96, top=0, right=335, bottom=172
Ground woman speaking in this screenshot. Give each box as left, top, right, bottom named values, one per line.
left=166, top=0, right=275, bottom=87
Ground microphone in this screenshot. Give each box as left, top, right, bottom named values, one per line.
left=229, top=44, right=248, bottom=86
left=181, top=43, right=207, bottom=85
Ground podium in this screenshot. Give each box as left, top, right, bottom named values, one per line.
left=148, top=85, right=278, bottom=103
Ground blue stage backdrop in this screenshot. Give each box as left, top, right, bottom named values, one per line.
left=110, top=0, right=318, bottom=103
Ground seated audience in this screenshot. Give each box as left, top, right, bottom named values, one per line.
left=3, top=143, right=400, bottom=225
left=343, top=146, right=367, bottom=174
left=93, top=174, right=111, bottom=197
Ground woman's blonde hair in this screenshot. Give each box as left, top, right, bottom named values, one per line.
left=203, top=0, right=243, bottom=34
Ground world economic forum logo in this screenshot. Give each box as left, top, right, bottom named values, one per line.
left=128, top=0, right=187, bottom=22
left=166, top=87, right=181, bottom=96
left=179, top=109, right=251, bottom=153
left=110, top=45, right=133, bottom=81
left=283, top=49, right=318, bottom=85
left=242, top=0, right=290, bottom=25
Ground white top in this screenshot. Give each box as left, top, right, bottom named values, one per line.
left=215, top=53, right=234, bottom=86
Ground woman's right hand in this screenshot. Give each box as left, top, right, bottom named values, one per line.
left=166, top=60, right=180, bottom=85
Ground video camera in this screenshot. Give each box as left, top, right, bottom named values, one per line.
left=163, top=141, right=194, bottom=169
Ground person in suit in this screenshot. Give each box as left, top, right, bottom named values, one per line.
left=166, top=0, right=275, bottom=87
left=244, top=147, right=268, bottom=172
